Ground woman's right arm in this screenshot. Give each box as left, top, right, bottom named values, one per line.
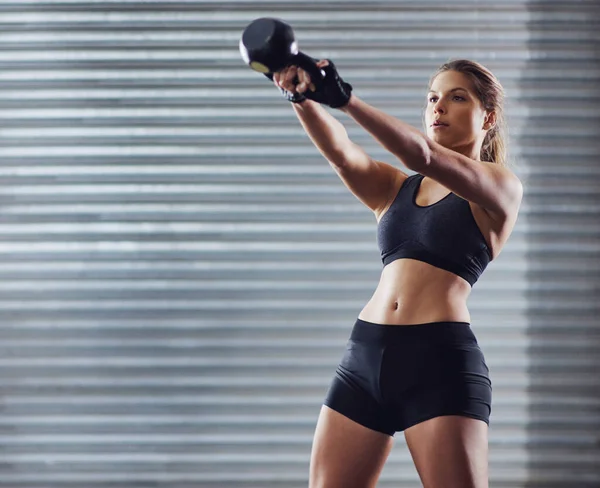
left=291, top=99, right=363, bottom=169
left=286, top=94, right=405, bottom=218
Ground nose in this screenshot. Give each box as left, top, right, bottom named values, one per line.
left=434, top=100, right=446, bottom=114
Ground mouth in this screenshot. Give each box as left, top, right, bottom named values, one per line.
left=431, top=121, right=448, bottom=127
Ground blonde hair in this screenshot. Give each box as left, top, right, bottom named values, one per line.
left=429, top=59, right=508, bottom=167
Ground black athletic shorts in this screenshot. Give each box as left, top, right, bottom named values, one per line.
left=323, top=318, right=492, bottom=436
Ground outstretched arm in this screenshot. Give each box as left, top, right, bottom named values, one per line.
left=341, top=95, right=522, bottom=220
left=270, top=65, right=405, bottom=215
left=341, top=95, right=429, bottom=171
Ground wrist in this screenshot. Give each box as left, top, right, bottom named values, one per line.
left=293, top=97, right=317, bottom=109
left=340, top=93, right=358, bottom=113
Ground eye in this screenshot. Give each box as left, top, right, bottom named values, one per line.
left=428, top=95, right=466, bottom=103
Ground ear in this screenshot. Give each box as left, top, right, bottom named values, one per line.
left=483, top=110, right=497, bottom=131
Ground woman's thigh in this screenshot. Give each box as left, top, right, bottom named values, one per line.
left=404, top=415, right=489, bottom=488
left=309, top=405, right=394, bottom=488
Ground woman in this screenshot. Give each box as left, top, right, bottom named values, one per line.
left=272, top=59, right=523, bottom=488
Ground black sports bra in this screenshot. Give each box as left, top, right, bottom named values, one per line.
left=377, top=173, right=492, bottom=286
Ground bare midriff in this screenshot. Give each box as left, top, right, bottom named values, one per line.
left=357, top=258, right=472, bottom=326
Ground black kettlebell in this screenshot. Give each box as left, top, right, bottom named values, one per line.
left=239, top=17, right=324, bottom=83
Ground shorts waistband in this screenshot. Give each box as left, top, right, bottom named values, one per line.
left=350, top=317, right=476, bottom=344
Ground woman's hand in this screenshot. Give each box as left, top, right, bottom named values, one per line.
left=273, top=60, right=330, bottom=95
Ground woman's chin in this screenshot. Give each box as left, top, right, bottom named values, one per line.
left=429, top=131, right=450, bottom=143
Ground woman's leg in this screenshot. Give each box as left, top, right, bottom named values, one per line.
left=404, top=415, right=489, bottom=488
left=309, top=405, right=394, bottom=488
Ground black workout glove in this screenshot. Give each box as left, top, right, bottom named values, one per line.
left=303, top=60, right=353, bottom=109
left=266, top=59, right=353, bottom=108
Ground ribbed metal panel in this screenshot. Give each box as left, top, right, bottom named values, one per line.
left=520, top=2, right=600, bottom=487
left=0, top=1, right=597, bottom=487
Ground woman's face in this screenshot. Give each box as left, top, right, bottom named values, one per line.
left=425, top=70, right=492, bottom=155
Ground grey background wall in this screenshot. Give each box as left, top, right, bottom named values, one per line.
left=521, top=1, right=600, bottom=487
left=0, top=1, right=597, bottom=487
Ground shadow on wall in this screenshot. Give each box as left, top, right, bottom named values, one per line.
left=523, top=1, right=600, bottom=487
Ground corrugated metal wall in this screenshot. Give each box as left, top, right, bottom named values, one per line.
left=521, top=1, right=600, bottom=487
left=0, top=1, right=597, bottom=487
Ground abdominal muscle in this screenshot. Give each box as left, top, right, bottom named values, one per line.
left=357, top=258, right=473, bottom=325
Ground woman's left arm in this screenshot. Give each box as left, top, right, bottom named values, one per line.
left=341, top=95, right=523, bottom=220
